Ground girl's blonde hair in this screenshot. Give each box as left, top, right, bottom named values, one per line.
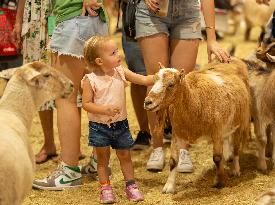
left=84, top=35, right=112, bottom=70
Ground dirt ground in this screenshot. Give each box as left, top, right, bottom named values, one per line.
left=21, top=21, right=275, bottom=205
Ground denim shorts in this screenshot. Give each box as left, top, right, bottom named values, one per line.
left=48, top=16, right=108, bottom=58
left=122, top=30, right=146, bottom=75
left=135, top=0, right=202, bottom=40
left=88, top=119, right=134, bottom=149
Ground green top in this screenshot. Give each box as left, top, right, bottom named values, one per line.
left=53, top=0, right=83, bottom=25
left=53, top=0, right=108, bottom=25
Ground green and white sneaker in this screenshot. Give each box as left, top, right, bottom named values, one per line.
left=32, top=161, right=82, bottom=190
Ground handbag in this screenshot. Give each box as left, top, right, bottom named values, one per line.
left=122, top=0, right=140, bottom=40
left=0, top=7, right=17, bottom=56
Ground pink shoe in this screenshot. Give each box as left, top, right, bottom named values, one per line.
left=100, top=185, right=116, bottom=204
left=125, top=183, right=144, bottom=202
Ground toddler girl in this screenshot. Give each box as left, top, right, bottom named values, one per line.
left=82, top=35, right=154, bottom=204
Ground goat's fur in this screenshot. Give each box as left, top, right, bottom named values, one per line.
left=144, top=58, right=250, bottom=193
left=245, top=54, right=275, bottom=172
left=243, top=0, right=275, bottom=41
left=0, top=62, right=73, bottom=205
left=256, top=188, right=275, bottom=205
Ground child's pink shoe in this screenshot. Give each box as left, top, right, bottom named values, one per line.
left=125, top=183, right=144, bottom=202
left=100, top=185, right=116, bottom=204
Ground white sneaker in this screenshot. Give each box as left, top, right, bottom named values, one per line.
left=177, top=149, right=194, bottom=173
left=146, top=147, right=165, bottom=171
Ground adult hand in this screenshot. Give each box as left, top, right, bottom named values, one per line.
left=207, top=41, right=230, bottom=63
left=12, top=22, right=22, bottom=49
left=144, top=0, right=160, bottom=14
left=256, top=0, right=270, bottom=5
left=81, top=0, right=102, bottom=16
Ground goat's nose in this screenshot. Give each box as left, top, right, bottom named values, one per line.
left=144, top=99, right=153, bottom=107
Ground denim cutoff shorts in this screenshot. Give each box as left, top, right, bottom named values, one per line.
left=88, top=119, right=134, bottom=149
left=49, top=16, right=108, bottom=58
left=135, top=0, right=203, bottom=40
left=122, top=30, right=146, bottom=75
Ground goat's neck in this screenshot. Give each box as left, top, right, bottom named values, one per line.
left=177, top=80, right=194, bottom=106
left=0, top=78, right=36, bottom=130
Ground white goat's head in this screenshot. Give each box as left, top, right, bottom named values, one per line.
left=13, top=61, right=73, bottom=108
left=144, top=66, right=184, bottom=112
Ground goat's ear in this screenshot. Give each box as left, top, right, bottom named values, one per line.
left=158, top=62, right=165, bottom=69
left=0, top=67, right=17, bottom=80
left=179, top=69, right=185, bottom=84
left=266, top=53, right=275, bottom=62
left=22, top=68, right=44, bottom=88
left=28, top=61, right=47, bottom=71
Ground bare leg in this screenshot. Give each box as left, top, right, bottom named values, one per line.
left=170, top=39, right=200, bottom=150
left=35, top=110, right=56, bottom=163
left=96, top=147, right=111, bottom=184
left=52, top=54, right=85, bottom=166
left=138, top=34, right=169, bottom=148
left=116, top=149, right=134, bottom=180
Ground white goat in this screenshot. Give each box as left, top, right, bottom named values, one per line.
left=0, top=62, right=73, bottom=205
left=144, top=58, right=250, bottom=193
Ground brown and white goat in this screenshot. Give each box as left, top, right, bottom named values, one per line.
left=245, top=49, right=275, bottom=172
left=144, top=58, right=250, bottom=193
left=0, top=62, right=73, bottom=205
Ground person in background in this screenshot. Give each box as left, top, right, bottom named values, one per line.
left=121, top=0, right=151, bottom=150
left=13, top=0, right=58, bottom=164
left=82, top=35, right=154, bottom=203
left=32, top=0, right=109, bottom=190
left=135, top=0, right=230, bottom=172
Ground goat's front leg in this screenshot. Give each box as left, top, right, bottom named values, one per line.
left=163, top=135, right=178, bottom=194
left=254, top=118, right=268, bottom=172
left=213, top=136, right=225, bottom=188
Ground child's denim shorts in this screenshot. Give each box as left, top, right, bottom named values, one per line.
left=135, top=0, right=202, bottom=40
left=48, top=16, right=108, bottom=58
left=88, top=119, right=134, bottom=149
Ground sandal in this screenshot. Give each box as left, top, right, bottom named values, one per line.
left=35, top=151, right=58, bottom=164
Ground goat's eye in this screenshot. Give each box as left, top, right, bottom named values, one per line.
left=43, top=74, right=51, bottom=78
left=168, top=84, right=174, bottom=88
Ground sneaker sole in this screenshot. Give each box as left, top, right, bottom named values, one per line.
left=32, top=184, right=82, bottom=191
left=146, top=164, right=164, bottom=172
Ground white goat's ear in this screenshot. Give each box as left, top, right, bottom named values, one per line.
left=0, top=67, right=17, bottom=80
left=22, top=68, right=44, bottom=88
left=158, top=62, right=165, bottom=69
left=28, top=61, right=48, bottom=71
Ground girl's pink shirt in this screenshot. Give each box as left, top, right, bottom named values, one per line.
left=82, top=65, right=128, bottom=125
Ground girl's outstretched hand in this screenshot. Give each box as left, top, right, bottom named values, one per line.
left=207, top=40, right=230, bottom=63
left=105, top=105, right=120, bottom=117
left=81, top=0, right=102, bottom=16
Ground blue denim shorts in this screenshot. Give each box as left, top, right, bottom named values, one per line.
left=48, top=16, right=108, bottom=58
left=88, top=119, right=134, bottom=149
left=122, top=31, right=146, bottom=75
left=135, top=0, right=202, bottom=40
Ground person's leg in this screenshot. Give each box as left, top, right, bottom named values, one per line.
left=116, top=149, right=143, bottom=201
left=35, top=110, right=57, bottom=163
left=52, top=54, right=85, bottom=166
left=138, top=34, right=169, bottom=171
left=170, top=39, right=200, bottom=173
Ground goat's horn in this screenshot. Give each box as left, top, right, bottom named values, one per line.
left=266, top=53, right=275, bottom=62
left=158, top=62, right=165, bottom=69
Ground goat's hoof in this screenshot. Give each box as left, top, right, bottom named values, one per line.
left=212, top=182, right=224, bottom=189
left=257, top=160, right=267, bottom=172
left=162, top=183, right=175, bottom=194
left=229, top=170, right=241, bottom=177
